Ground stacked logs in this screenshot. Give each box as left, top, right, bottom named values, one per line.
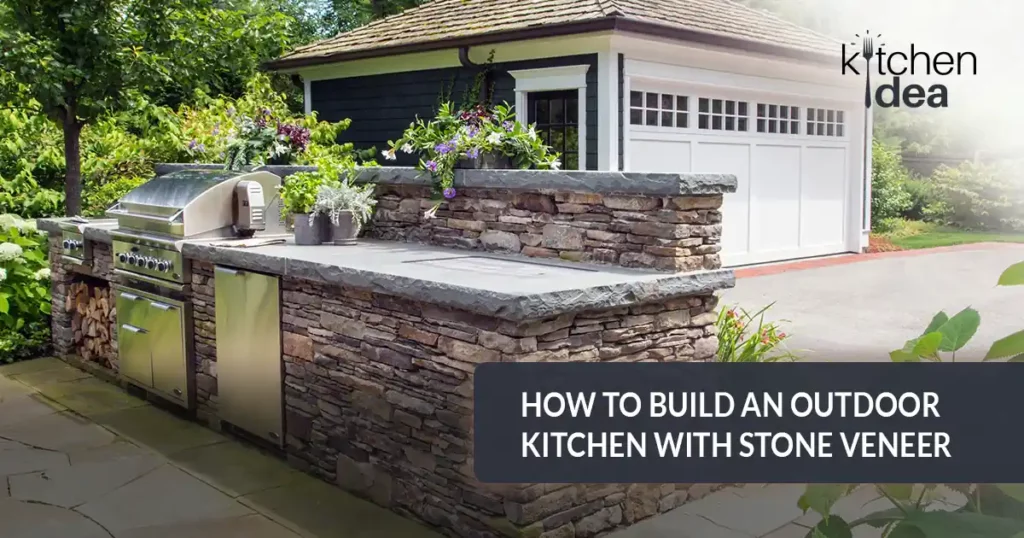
left=65, top=282, right=116, bottom=368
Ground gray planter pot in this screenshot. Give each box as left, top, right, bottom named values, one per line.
left=457, top=151, right=512, bottom=169
left=293, top=213, right=326, bottom=245
left=329, top=211, right=362, bottom=245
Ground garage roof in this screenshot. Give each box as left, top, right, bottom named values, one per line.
left=268, top=0, right=841, bottom=70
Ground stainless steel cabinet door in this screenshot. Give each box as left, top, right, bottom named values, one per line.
left=148, top=298, right=188, bottom=405
left=214, top=265, right=283, bottom=447
left=116, top=290, right=153, bottom=386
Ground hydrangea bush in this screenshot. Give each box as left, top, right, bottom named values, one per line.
left=0, top=214, right=51, bottom=362
left=386, top=102, right=561, bottom=217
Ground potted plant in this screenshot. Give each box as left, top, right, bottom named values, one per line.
left=311, top=177, right=377, bottom=245
left=223, top=109, right=311, bottom=171
left=278, top=167, right=329, bottom=245
left=385, top=102, right=561, bottom=218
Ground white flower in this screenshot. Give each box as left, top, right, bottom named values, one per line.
left=423, top=204, right=440, bottom=219
left=383, top=149, right=397, bottom=161
left=0, top=214, right=22, bottom=231
left=527, top=127, right=537, bottom=141
left=0, top=268, right=6, bottom=282
left=401, top=143, right=414, bottom=154
left=0, top=242, right=22, bottom=262
left=486, top=132, right=503, bottom=145
left=33, top=268, right=50, bottom=281
left=550, top=159, right=562, bottom=170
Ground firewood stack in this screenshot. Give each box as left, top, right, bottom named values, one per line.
left=65, top=282, right=117, bottom=368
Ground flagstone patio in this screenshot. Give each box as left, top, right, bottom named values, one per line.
left=0, top=357, right=442, bottom=538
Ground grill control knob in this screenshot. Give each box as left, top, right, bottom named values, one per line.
left=157, top=260, right=169, bottom=272
left=136, top=256, right=148, bottom=268
left=118, top=253, right=128, bottom=263
left=62, top=239, right=71, bottom=249
left=126, top=253, right=137, bottom=265
left=146, top=258, right=157, bottom=270
left=73, top=240, right=82, bottom=249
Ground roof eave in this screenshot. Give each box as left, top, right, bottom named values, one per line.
left=264, top=15, right=838, bottom=72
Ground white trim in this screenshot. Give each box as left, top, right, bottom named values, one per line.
left=597, top=51, right=619, bottom=170
left=622, top=74, right=631, bottom=171
left=862, top=107, right=874, bottom=234
left=303, top=79, right=312, bottom=115
left=510, top=65, right=590, bottom=171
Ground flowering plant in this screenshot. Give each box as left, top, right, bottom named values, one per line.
left=385, top=102, right=561, bottom=217
left=715, top=303, right=797, bottom=362
left=218, top=108, right=312, bottom=170
left=0, top=214, right=51, bottom=362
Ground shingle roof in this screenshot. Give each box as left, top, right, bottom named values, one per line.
left=269, top=0, right=839, bottom=69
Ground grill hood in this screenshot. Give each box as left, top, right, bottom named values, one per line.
left=108, top=169, right=283, bottom=239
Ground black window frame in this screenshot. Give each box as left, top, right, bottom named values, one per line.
left=527, top=90, right=581, bottom=170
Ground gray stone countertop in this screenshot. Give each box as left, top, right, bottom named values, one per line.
left=37, top=218, right=735, bottom=320
left=37, top=218, right=119, bottom=243
left=181, top=239, right=735, bottom=321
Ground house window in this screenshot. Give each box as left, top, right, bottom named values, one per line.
left=757, top=104, right=800, bottom=134
left=806, top=108, right=845, bottom=137
left=697, top=98, right=748, bottom=132
left=528, top=91, right=579, bottom=171
left=629, top=91, right=689, bottom=128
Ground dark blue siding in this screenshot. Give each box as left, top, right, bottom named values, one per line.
left=311, top=54, right=600, bottom=170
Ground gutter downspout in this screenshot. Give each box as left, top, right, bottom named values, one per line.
left=459, top=46, right=492, bottom=106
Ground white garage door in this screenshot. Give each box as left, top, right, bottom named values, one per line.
left=626, top=86, right=854, bottom=267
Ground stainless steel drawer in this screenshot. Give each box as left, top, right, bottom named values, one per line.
left=117, top=323, right=153, bottom=387
left=147, top=297, right=188, bottom=404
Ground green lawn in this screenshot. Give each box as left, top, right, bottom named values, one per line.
left=889, top=227, right=1024, bottom=250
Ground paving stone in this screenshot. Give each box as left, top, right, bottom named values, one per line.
left=9, top=453, right=162, bottom=508
left=10, top=365, right=91, bottom=387
left=241, top=476, right=443, bottom=538
left=676, top=486, right=803, bottom=537
left=76, top=464, right=253, bottom=534
left=116, top=514, right=302, bottom=538
left=606, top=510, right=753, bottom=538
left=760, top=523, right=811, bottom=538
left=35, top=377, right=147, bottom=418
left=170, top=442, right=303, bottom=497
left=0, top=392, right=63, bottom=428
left=0, top=411, right=116, bottom=452
left=0, top=447, right=69, bottom=476
left=0, top=357, right=67, bottom=377
left=91, top=405, right=227, bottom=456
left=68, top=439, right=153, bottom=464
left=0, top=497, right=110, bottom=538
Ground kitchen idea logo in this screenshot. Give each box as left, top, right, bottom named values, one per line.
left=841, top=31, right=978, bottom=109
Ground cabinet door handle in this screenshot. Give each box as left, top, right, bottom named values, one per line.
left=121, top=324, right=147, bottom=334
left=150, top=301, right=176, bottom=311
left=120, top=292, right=143, bottom=301
left=215, top=266, right=242, bottom=275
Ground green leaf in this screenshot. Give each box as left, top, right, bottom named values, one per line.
left=798, top=484, right=854, bottom=518
left=880, top=484, right=914, bottom=501
left=891, top=333, right=943, bottom=362
left=887, top=523, right=927, bottom=538
left=986, top=331, right=1024, bottom=361
left=0, top=295, right=8, bottom=314
left=898, top=510, right=1024, bottom=538
left=805, top=515, right=853, bottom=538
left=1009, top=354, right=1024, bottom=362
left=923, top=312, right=950, bottom=336
left=935, top=307, right=982, bottom=352
left=998, top=262, right=1024, bottom=286
left=997, top=484, right=1024, bottom=504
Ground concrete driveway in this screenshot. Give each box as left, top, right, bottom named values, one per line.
left=720, top=244, right=1024, bottom=362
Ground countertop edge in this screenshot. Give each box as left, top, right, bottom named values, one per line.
left=180, top=242, right=734, bottom=321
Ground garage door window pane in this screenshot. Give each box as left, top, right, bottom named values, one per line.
left=661, top=111, right=673, bottom=127
left=646, top=110, right=658, bottom=126
left=699, top=98, right=709, bottom=113
left=646, top=92, right=659, bottom=107
left=725, top=117, right=735, bottom=131
left=630, top=91, right=643, bottom=107
left=630, top=109, right=642, bottom=125
left=699, top=114, right=709, bottom=129
left=677, top=112, right=688, bottom=128
left=677, top=96, right=688, bottom=111
left=738, top=118, right=748, bottom=131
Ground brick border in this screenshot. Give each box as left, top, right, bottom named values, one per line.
left=734, top=242, right=1022, bottom=279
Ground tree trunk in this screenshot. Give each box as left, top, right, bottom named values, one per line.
left=62, top=111, right=83, bottom=216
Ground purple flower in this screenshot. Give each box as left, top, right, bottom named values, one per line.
left=503, top=121, right=514, bottom=132
left=426, top=160, right=438, bottom=172
left=443, top=187, right=457, bottom=199
left=435, top=143, right=452, bottom=155
left=226, top=106, right=236, bottom=117
left=467, top=126, right=479, bottom=137
left=212, top=125, right=220, bottom=136
left=188, top=139, right=198, bottom=150
left=466, top=147, right=480, bottom=159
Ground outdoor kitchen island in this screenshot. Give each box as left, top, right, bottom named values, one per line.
left=40, top=167, right=738, bottom=538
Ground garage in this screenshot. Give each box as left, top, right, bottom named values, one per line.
left=624, top=63, right=863, bottom=267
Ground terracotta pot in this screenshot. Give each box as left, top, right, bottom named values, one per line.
left=456, top=151, right=512, bottom=169
left=293, top=213, right=326, bottom=245
left=329, top=210, right=361, bottom=245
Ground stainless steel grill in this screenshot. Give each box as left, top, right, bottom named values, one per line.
left=56, top=218, right=117, bottom=265
left=106, top=168, right=284, bottom=410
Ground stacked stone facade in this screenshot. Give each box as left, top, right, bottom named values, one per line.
left=190, top=261, right=218, bottom=422
left=368, top=185, right=724, bottom=273
left=279, top=275, right=719, bottom=537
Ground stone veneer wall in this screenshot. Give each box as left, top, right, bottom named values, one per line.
left=48, top=237, right=117, bottom=365
left=190, top=261, right=218, bottom=422
left=367, top=185, right=723, bottom=273
left=279, top=275, right=720, bottom=538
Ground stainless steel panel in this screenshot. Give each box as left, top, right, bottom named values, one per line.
left=112, top=240, right=187, bottom=284
left=61, top=231, right=85, bottom=262
left=148, top=297, right=189, bottom=405
left=117, top=322, right=153, bottom=387
left=215, top=265, right=283, bottom=447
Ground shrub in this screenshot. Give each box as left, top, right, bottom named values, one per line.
left=871, top=140, right=912, bottom=228
left=0, top=214, right=51, bottom=362
left=929, top=161, right=1024, bottom=231
left=901, top=177, right=947, bottom=222
left=0, top=106, right=65, bottom=217
left=716, top=304, right=797, bottom=362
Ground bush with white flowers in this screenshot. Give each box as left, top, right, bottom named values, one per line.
left=0, top=214, right=51, bottom=363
